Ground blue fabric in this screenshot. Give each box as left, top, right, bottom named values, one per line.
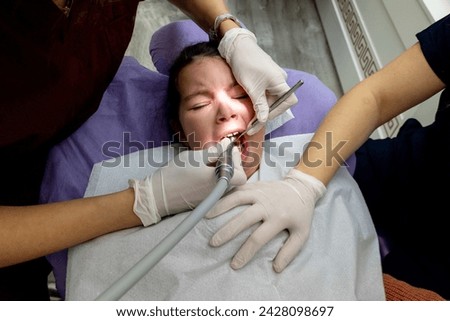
left=416, top=13, right=450, bottom=85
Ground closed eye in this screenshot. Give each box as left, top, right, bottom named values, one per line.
left=230, top=84, right=250, bottom=101
left=234, top=93, right=250, bottom=100
left=189, top=102, right=210, bottom=110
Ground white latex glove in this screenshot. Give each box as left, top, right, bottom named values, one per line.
left=219, top=28, right=298, bottom=135
left=206, top=169, right=326, bottom=272
left=129, top=139, right=246, bottom=226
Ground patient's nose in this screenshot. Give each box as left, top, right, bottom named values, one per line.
left=216, top=101, right=238, bottom=123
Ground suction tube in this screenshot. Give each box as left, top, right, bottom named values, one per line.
left=95, top=142, right=236, bottom=301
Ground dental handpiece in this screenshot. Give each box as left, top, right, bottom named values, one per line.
left=215, top=136, right=237, bottom=182
left=237, top=79, right=304, bottom=140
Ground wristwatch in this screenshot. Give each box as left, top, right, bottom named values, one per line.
left=208, top=13, right=242, bottom=42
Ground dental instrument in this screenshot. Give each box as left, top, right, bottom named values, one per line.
left=95, top=80, right=304, bottom=301
left=236, top=79, right=304, bottom=140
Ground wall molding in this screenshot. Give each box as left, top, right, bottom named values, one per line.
left=336, top=0, right=399, bottom=137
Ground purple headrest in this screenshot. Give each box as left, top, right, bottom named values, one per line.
left=150, top=19, right=209, bottom=75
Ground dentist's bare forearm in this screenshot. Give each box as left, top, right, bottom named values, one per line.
left=168, top=0, right=239, bottom=35
left=297, top=43, right=445, bottom=185
left=0, top=189, right=141, bottom=267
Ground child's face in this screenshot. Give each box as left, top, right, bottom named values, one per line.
left=177, top=56, right=265, bottom=177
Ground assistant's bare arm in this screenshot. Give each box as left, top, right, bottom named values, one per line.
left=297, top=43, right=445, bottom=185
left=168, top=0, right=239, bottom=36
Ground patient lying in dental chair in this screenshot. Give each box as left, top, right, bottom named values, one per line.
left=63, top=40, right=384, bottom=300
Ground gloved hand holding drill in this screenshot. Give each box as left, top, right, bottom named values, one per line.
left=129, top=138, right=246, bottom=226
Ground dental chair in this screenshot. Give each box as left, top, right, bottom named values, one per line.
left=39, top=20, right=439, bottom=301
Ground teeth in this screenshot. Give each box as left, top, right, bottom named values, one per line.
left=225, top=132, right=240, bottom=138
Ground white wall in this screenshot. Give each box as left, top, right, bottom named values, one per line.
left=316, top=0, right=449, bottom=138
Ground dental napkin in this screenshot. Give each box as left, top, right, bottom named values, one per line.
left=66, top=133, right=384, bottom=301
